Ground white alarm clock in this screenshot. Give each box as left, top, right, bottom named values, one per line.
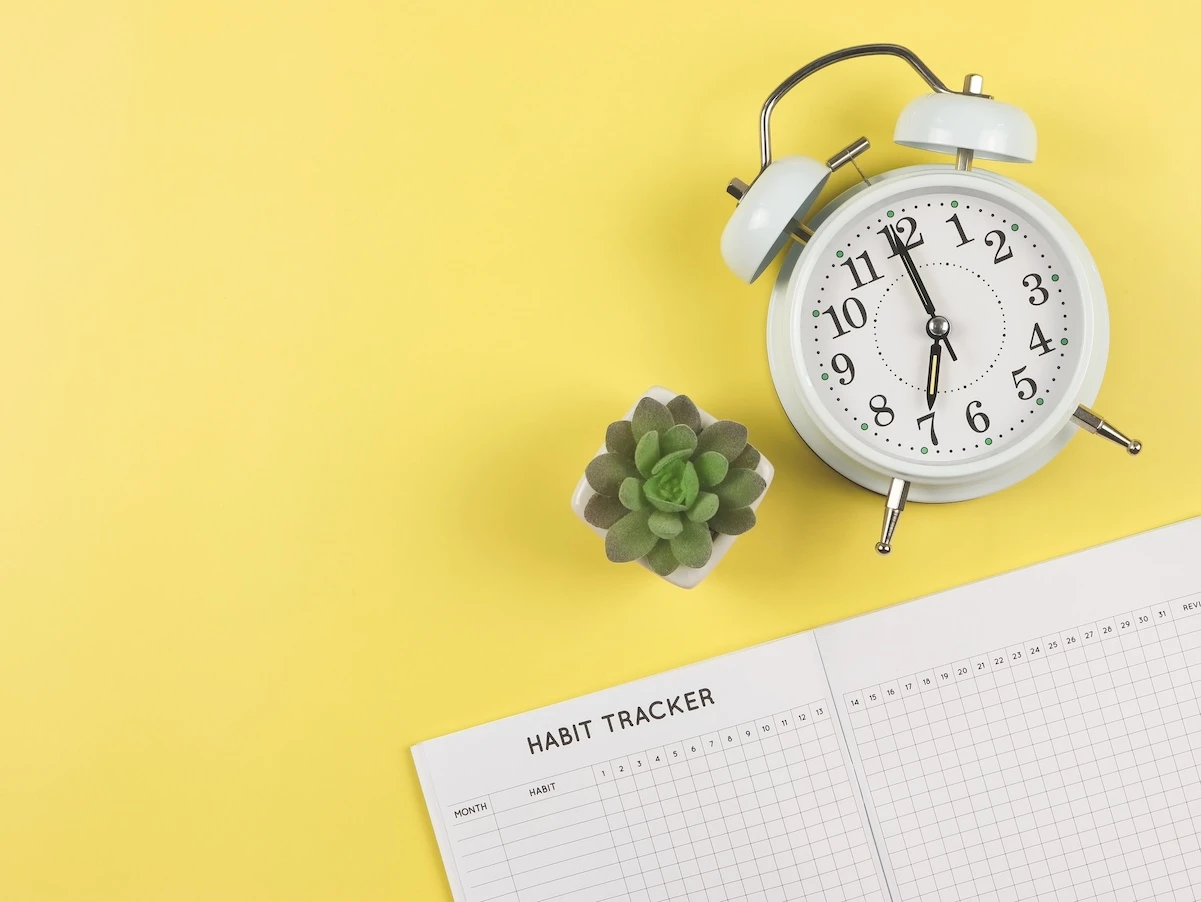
left=721, top=44, right=1141, bottom=555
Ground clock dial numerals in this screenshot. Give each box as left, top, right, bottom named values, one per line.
left=869, top=394, right=895, bottom=427
left=1029, top=322, right=1054, bottom=356
left=948, top=213, right=1013, bottom=263
left=984, top=230, right=1014, bottom=264
left=1011, top=366, right=1038, bottom=400
left=822, top=297, right=868, bottom=338
left=877, top=217, right=924, bottom=257
left=966, top=401, right=991, bottom=434
left=831, top=353, right=855, bottom=385
left=916, top=411, right=939, bottom=446
left=840, top=251, right=883, bottom=289
left=1024, top=273, right=1049, bottom=305
left=946, top=213, right=974, bottom=247
left=799, top=189, right=1083, bottom=466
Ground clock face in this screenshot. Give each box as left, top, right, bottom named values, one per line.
left=796, top=185, right=1086, bottom=468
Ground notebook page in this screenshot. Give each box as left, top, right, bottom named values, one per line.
left=414, top=631, right=889, bottom=902
left=816, top=516, right=1201, bottom=902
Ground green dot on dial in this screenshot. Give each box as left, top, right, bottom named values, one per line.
left=1051, top=274, right=1059, bottom=281
left=1036, top=397, right=1044, bottom=406
left=921, top=447, right=928, bottom=455
left=951, top=200, right=958, bottom=208
left=836, top=250, right=844, bottom=258
left=860, top=423, right=869, bottom=431
left=985, top=438, right=993, bottom=445
left=886, top=210, right=894, bottom=218
left=812, top=310, right=820, bottom=317
left=1010, top=223, right=1019, bottom=231
left=1061, top=338, right=1069, bottom=345
left=821, top=372, right=829, bottom=381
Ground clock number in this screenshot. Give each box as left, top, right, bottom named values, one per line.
left=1023, top=272, right=1049, bottom=305
left=1029, top=322, right=1054, bottom=356
left=877, top=217, right=924, bottom=257
left=821, top=297, right=868, bottom=338
left=830, top=353, right=855, bottom=385
left=1011, top=366, right=1038, bottom=401
left=916, top=412, right=939, bottom=446
left=946, top=213, right=974, bottom=247
left=869, top=394, right=895, bottom=428
left=984, top=230, right=1014, bottom=264
left=966, top=400, right=990, bottom=434
left=841, top=251, right=883, bottom=288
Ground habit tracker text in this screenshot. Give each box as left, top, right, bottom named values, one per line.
left=525, top=688, right=715, bottom=755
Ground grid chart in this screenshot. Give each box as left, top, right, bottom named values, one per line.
left=844, top=595, right=1201, bottom=902
left=448, top=700, right=884, bottom=902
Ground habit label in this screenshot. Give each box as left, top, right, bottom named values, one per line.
left=526, top=722, right=594, bottom=756
left=525, top=688, right=715, bottom=755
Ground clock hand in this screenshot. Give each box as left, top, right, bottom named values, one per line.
left=886, top=225, right=959, bottom=362
left=885, top=225, right=935, bottom=317
left=925, top=340, right=942, bottom=410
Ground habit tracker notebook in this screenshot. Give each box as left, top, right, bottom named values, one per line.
left=413, top=517, right=1201, bottom=902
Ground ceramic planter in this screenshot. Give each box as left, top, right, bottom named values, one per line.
left=571, top=386, right=773, bottom=589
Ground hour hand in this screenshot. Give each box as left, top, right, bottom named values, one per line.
left=925, top=340, right=942, bottom=410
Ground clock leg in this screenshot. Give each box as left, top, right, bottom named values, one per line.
left=876, top=477, right=911, bottom=555
left=1071, top=405, right=1143, bottom=455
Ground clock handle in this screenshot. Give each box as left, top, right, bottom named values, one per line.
left=1072, top=405, right=1143, bottom=455
left=758, top=44, right=954, bottom=172
left=876, top=478, right=911, bottom=556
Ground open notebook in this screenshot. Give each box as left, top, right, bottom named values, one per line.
left=413, top=517, right=1201, bottom=902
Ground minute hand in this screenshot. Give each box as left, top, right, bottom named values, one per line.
left=888, top=228, right=958, bottom=362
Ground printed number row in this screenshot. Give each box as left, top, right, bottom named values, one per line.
left=593, top=702, right=831, bottom=781
left=843, top=603, right=1185, bottom=714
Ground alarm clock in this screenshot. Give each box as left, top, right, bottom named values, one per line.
left=720, top=44, right=1141, bottom=555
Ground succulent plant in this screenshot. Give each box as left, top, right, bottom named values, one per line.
left=583, top=395, right=766, bottom=576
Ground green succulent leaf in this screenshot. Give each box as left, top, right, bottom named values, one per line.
left=694, top=450, right=729, bottom=488
left=618, top=476, right=644, bottom=511
left=648, top=510, right=684, bottom=540
left=681, top=461, right=699, bottom=508
left=710, top=505, right=757, bottom=536
left=646, top=539, right=680, bottom=576
left=584, top=493, right=627, bottom=529
left=666, top=395, right=702, bottom=433
left=732, top=443, right=761, bottom=471
left=687, top=491, right=719, bottom=523
left=695, top=420, right=749, bottom=462
left=643, top=491, right=687, bottom=512
left=585, top=452, right=639, bottom=496
left=632, top=397, right=673, bottom=442
left=605, top=420, right=636, bottom=457
left=651, top=448, right=693, bottom=475
left=671, top=518, right=713, bottom=568
left=660, top=423, right=697, bottom=457
left=714, top=468, right=767, bottom=508
left=642, top=458, right=688, bottom=511
left=605, top=509, right=659, bottom=563
left=634, top=430, right=661, bottom=478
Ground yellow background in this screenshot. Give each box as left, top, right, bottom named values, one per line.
left=0, top=1, right=1197, bottom=899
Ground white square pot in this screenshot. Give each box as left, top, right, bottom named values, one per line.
left=570, top=386, right=774, bottom=589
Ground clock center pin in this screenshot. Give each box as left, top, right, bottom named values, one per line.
left=926, top=315, right=951, bottom=340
